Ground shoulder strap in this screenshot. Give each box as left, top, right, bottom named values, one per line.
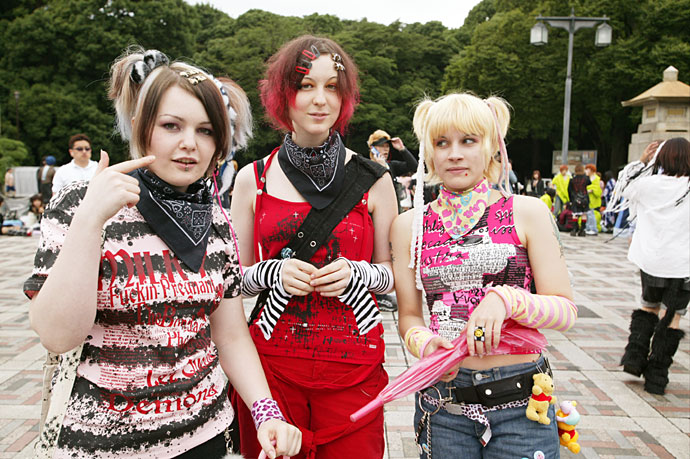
left=285, top=154, right=386, bottom=262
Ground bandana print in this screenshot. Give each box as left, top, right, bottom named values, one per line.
left=436, top=177, right=491, bottom=239
left=278, top=132, right=346, bottom=209
left=134, top=169, right=213, bottom=272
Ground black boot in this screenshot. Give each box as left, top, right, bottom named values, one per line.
left=643, top=325, right=685, bottom=395
left=620, top=309, right=659, bottom=376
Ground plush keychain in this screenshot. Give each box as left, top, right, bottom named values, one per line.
left=525, top=373, right=557, bottom=425
left=556, top=400, right=581, bottom=454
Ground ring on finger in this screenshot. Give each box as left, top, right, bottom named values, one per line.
left=473, top=326, right=485, bottom=342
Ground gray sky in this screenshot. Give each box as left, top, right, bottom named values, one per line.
left=185, top=0, right=482, bottom=30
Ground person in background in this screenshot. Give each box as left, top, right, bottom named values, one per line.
left=584, top=163, right=602, bottom=235
left=4, top=168, right=16, bottom=197
left=552, top=164, right=570, bottom=217
left=525, top=169, right=545, bottom=197
left=51, top=134, right=99, bottom=194
left=20, top=193, right=44, bottom=228
left=601, top=170, right=617, bottom=232
left=366, top=128, right=417, bottom=312
left=367, top=129, right=418, bottom=210
left=618, top=138, right=689, bottom=395
left=36, top=156, right=57, bottom=204
left=568, top=163, right=591, bottom=237
left=391, top=92, right=576, bottom=458
left=540, top=187, right=556, bottom=212
left=231, top=35, right=396, bottom=459
left=25, top=47, right=300, bottom=459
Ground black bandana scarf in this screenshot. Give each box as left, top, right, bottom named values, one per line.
left=277, top=132, right=346, bottom=210
left=133, top=168, right=213, bottom=272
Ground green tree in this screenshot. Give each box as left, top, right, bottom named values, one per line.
left=0, top=137, right=30, bottom=184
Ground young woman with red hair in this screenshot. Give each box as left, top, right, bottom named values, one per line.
left=231, top=35, right=398, bottom=458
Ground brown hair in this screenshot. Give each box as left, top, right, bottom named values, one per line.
left=69, top=134, right=91, bottom=149
left=655, top=137, right=690, bottom=177
left=574, top=163, right=585, bottom=175
left=108, top=46, right=252, bottom=173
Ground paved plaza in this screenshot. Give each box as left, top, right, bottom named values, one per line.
left=0, top=233, right=688, bottom=458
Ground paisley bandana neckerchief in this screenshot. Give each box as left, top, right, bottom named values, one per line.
left=277, top=132, right=346, bottom=210
left=437, top=177, right=491, bottom=239
left=133, top=168, right=213, bottom=272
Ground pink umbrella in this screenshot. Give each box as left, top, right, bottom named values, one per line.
left=350, top=324, right=547, bottom=422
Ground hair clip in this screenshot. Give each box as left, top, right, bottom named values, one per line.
left=295, top=45, right=321, bottom=75
left=331, top=53, right=345, bottom=71
left=130, top=49, right=169, bottom=84
left=180, top=69, right=207, bottom=85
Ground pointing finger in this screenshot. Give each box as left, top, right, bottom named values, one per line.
left=109, top=155, right=156, bottom=174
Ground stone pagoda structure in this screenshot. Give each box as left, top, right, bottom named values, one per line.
left=622, top=66, right=690, bottom=161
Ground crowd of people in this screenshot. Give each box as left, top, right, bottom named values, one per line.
left=0, top=35, right=685, bottom=459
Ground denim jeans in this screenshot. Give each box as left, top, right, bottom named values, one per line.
left=585, top=209, right=597, bottom=232
left=414, top=357, right=560, bottom=459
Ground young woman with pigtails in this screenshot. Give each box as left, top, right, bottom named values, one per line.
left=230, top=35, right=398, bottom=458
left=390, top=93, right=578, bottom=458
left=24, top=47, right=300, bottom=459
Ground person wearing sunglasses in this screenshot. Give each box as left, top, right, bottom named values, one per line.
left=51, top=133, right=99, bottom=194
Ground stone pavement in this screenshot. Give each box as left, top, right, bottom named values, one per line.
left=0, top=233, right=688, bottom=458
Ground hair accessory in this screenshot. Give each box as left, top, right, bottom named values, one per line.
left=130, top=49, right=169, bottom=84
left=473, top=326, right=485, bottom=342
left=295, top=45, right=321, bottom=75
left=332, top=53, right=345, bottom=71
left=180, top=69, right=207, bottom=85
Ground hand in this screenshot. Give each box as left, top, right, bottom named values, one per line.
left=310, top=258, right=350, bottom=297
left=257, top=418, right=302, bottom=459
left=465, top=291, right=507, bottom=357
left=390, top=137, right=405, bottom=150
left=281, top=259, right=317, bottom=296
left=79, top=151, right=155, bottom=225
left=422, top=336, right=458, bottom=382
left=372, top=154, right=388, bottom=168
left=641, top=140, right=660, bottom=164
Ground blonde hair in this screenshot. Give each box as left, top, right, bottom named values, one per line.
left=108, top=46, right=252, bottom=171
left=408, top=92, right=512, bottom=289
left=413, top=93, right=510, bottom=185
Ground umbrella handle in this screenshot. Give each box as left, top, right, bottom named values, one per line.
left=350, top=396, right=383, bottom=422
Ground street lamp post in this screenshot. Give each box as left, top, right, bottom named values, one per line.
left=531, top=9, right=612, bottom=166
left=14, top=90, right=20, bottom=139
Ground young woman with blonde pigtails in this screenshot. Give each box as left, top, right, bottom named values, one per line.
left=25, top=47, right=300, bottom=458
left=390, top=92, right=578, bottom=458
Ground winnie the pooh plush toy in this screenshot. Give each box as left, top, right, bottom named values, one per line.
left=525, top=373, right=556, bottom=425
left=556, top=400, right=581, bottom=453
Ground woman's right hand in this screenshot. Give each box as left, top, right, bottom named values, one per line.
left=641, top=140, right=660, bottom=164
left=281, top=258, right=317, bottom=296
left=79, top=151, right=155, bottom=225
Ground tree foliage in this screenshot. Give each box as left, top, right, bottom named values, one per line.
left=1, top=0, right=688, bottom=183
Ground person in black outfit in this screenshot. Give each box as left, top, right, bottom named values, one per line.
left=367, top=129, right=418, bottom=311
left=567, top=163, right=591, bottom=237
left=525, top=169, right=545, bottom=197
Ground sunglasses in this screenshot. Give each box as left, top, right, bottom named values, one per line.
left=72, top=147, right=92, bottom=152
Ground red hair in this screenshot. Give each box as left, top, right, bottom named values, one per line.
left=585, top=163, right=597, bottom=173
left=259, top=35, right=359, bottom=134
left=559, top=164, right=569, bottom=172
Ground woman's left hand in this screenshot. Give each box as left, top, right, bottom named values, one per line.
left=465, top=291, right=506, bottom=357
left=257, top=418, right=302, bottom=459
left=310, top=258, right=351, bottom=297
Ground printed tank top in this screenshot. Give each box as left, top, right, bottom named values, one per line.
left=420, top=196, right=538, bottom=343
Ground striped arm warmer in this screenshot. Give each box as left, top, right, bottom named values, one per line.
left=337, top=259, right=393, bottom=335
left=486, top=285, right=577, bottom=332
left=241, top=260, right=292, bottom=340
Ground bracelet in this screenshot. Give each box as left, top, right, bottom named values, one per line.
left=250, top=398, right=286, bottom=431
left=404, top=326, right=436, bottom=359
